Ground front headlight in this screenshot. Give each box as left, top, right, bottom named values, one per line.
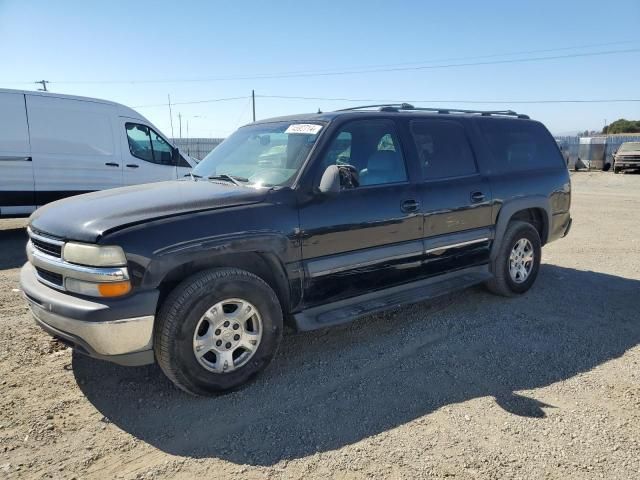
left=65, top=278, right=132, bottom=297
left=63, top=242, right=127, bottom=267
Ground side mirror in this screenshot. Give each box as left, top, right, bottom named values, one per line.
left=319, top=165, right=341, bottom=194
left=172, top=147, right=181, bottom=166
left=318, top=164, right=360, bottom=195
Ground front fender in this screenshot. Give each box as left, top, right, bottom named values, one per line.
left=142, top=231, right=289, bottom=287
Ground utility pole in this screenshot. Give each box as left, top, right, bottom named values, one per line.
left=178, top=113, right=182, bottom=139
left=168, top=94, right=175, bottom=139
left=35, top=80, right=49, bottom=91
left=252, top=89, right=256, bottom=122
left=186, top=120, right=190, bottom=155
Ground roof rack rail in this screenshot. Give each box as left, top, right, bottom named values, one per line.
left=336, top=103, right=529, bottom=119
left=336, top=103, right=413, bottom=112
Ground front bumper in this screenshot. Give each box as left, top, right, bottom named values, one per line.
left=548, top=212, right=572, bottom=243
left=614, top=158, right=640, bottom=168
left=20, top=263, right=158, bottom=366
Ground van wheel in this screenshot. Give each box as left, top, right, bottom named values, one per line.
left=154, top=268, right=283, bottom=396
left=486, top=221, right=541, bottom=297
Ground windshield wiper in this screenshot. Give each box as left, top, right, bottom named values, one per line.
left=207, top=174, right=249, bottom=186
left=185, top=172, right=202, bottom=180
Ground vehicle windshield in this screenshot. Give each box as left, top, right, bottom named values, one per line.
left=192, top=121, right=324, bottom=187
left=618, top=142, right=640, bottom=152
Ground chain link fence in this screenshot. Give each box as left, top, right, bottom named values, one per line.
left=555, top=134, right=640, bottom=170
left=172, top=138, right=225, bottom=161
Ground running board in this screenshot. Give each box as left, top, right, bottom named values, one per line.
left=294, top=265, right=492, bottom=331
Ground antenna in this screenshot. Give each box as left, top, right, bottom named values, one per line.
left=252, top=90, right=256, bottom=122
left=35, top=80, right=49, bottom=91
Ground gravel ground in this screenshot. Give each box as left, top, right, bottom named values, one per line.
left=1, top=172, right=639, bottom=480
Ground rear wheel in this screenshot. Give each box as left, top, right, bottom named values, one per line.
left=486, top=221, right=541, bottom=297
left=154, top=268, right=283, bottom=396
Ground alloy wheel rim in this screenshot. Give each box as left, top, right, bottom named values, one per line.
left=509, top=238, right=534, bottom=284
left=192, top=298, right=263, bottom=373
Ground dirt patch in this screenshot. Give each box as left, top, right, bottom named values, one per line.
left=1, top=173, right=639, bottom=479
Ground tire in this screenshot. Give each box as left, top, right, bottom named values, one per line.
left=485, top=221, right=542, bottom=297
left=614, top=167, right=621, bottom=174
left=154, top=268, right=283, bottom=396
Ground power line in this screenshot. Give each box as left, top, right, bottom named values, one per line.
left=9, top=45, right=640, bottom=86
left=256, top=95, right=640, bottom=105
left=238, top=40, right=639, bottom=75
left=252, top=48, right=640, bottom=80
left=358, top=40, right=640, bottom=68
left=134, top=95, right=249, bottom=108
left=232, top=98, right=253, bottom=130
left=135, top=93, right=640, bottom=109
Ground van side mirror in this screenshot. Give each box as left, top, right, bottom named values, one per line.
left=172, top=147, right=181, bottom=165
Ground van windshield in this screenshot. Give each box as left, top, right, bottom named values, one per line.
left=192, top=121, right=324, bottom=187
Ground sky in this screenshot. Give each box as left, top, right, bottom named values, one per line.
left=1, top=0, right=639, bottom=137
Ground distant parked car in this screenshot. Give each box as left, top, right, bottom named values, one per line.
left=0, top=89, right=195, bottom=218
left=613, top=142, right=640, bottom=174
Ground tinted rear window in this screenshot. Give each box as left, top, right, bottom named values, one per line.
left=477, top=119, right=564, bottom=172
left=410, top=120, right=477, bottom=179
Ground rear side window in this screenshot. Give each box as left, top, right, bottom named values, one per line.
left=477, top=119, right=564, bottom=172
left=410, top=120, right=477, bottom=179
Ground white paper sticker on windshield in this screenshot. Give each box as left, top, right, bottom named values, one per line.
left=285, top=124, right=323, bottom=135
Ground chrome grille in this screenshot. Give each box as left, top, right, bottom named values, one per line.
left=34, top=266, right=63, bottom=288
left=26, top=237, right=130, bottom=292
left=27, top=228, right=64, bottom=259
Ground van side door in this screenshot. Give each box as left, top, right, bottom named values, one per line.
left=0, top=92, right=34, bottom=216
left=122, top=121, right=187, bottom=184
left=26, top=94, right=122, bottom=205
left=411, top=118, right=493, bottom=274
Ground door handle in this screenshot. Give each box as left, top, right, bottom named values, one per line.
left=401, top=199, right=420, bottom=213
left=0, top=156, right=31, bottom=162
left=105, top=162, right=119, bottom=167
left=470, top=191, right=485, bottom=203
left=126, top=164, right=139, bottom=168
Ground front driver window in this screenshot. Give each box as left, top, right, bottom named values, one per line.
left=125, top=123, right=153, bottom=162
left=320, top=120, right=407, bottom=186
left=150, top=130, right=173, bottom=165
left=126, top=123, right=174, bottom=165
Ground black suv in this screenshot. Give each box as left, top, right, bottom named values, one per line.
left=21, top=104, right=572, bottom=396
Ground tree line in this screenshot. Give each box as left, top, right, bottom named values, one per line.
left=602, top=119, right=640, bottom=134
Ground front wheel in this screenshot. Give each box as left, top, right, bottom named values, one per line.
left=486, top=221, right=542, bottom=297
left=154, top=268, right=283, bottom=396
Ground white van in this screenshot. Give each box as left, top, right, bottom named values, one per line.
left=0, top=88, right=195, bottom=217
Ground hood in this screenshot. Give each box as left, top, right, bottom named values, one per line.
left=30, top=180, right=268, bottom=243
left=615, top=149, right=640, bottom=157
